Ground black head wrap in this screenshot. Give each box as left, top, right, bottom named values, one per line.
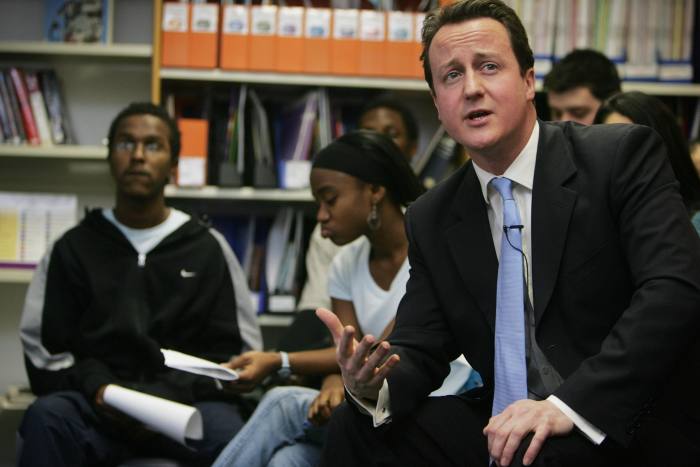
left=312, top=130, right=424, bottom=206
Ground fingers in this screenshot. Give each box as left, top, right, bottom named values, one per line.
left=522, top=426, right=549, bottom=466
left=368, top=353, right=400, bottom=388
left=223, top=354, right=245, bottom=369
left=315, top=308, right=344, bottom=344
left=337, top=325, right=357, bottom=362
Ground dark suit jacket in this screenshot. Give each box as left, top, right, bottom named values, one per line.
left=387, top=121, right=700, bottom=453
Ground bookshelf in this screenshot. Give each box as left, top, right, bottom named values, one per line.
left=160, top=68, right=700, bottom=97
left=166, top=185, right=313, bottom=203
left=0, top=41, right=152, bottom=59
left=0, top=144, right=106, bottom=159
left=0, top=267, right=34, bottom=284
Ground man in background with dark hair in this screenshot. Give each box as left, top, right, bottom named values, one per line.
left=17, top=102, right=262, bottom=466
left=543, top=49, right=622, bottom=125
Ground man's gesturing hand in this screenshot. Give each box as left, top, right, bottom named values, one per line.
left=316, top=308, right=400, bottom=401
left=483, top=399, right=574, bottom=466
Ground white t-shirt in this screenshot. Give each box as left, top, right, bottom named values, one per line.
left=328, top=236, right=471, bottom=396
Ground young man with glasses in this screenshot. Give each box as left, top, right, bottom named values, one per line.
left=18, top=102, right=262, bottom=467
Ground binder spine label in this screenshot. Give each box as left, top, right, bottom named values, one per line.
left=278, top=7, right=304, bottom=38
left=191, top=4, right=218, bottom=33
left=360, top=10, right=386, bottom=41
left=415, top=13, right=425, bottom=43
left=333, top=9, right=359, bottom=40
left=305, top=8, right=331, bottom=39
left=223, top=5, right=249, bottom=35
left=162, top=3, right=188, bottom=32
left=251, top=6, right=278, bottom=36
left=388, top=12, right=413, bottom=42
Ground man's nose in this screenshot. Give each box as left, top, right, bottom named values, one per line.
left=463, top=71, right=484, bottom=99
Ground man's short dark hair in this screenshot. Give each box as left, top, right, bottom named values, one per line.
left=421, top=0, right=534, bottom=94
left=543, top=49, right=622, bottom=101
left=359, top=98, right=419, bottom=145
left=107, top=102, right=181, bottom=164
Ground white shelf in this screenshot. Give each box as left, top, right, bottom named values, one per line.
left=258, top=314, right=294, bottom=327
left=0, top=41, right=152, bottom=59
left=0, top=267, right=34, bottom=284
left=160, top=68, right=430, bottom=91
left=0, top=144, right=107, bottom=159
left=160, top=69, right=700, bottom=96
left=166, top=185, right=314, bottom=202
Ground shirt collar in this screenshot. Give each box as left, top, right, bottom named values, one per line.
left=472, top=120, right=539, bottom=204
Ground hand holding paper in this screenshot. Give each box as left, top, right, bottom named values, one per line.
left=161, top=349, right=239, bottom=381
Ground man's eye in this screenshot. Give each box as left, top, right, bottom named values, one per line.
left=445, top=71, right=460, bottom=81
left=144, top=142, right=163, bottom=153
left=482, top=63, right=498, bottom=72
left=115, top=140, right=136, bottom=152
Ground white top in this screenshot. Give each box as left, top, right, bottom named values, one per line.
left=328, top=236, right=408, bottom=337
left=102, top=208, right=190, bottom=267
left=328, top=236, right=471, bottom=397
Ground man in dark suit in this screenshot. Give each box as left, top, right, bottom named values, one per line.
left=316, top=1, right=700, bottom=466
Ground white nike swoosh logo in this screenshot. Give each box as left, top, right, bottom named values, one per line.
left=180, top=269, right=197, bottom=278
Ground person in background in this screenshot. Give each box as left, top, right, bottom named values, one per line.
left=690, top=137, right=700, bottom=178
left=316, top=1, right=700, bottom=466
left=543, top=49, right=622, bottom=125
left=17, top=102, right=262, bottom=467
left=594, top=91, right=700, bottom=235
left=213, top=130, right=472, bottom=467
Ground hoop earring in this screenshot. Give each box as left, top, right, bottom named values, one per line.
left=367, top=202, right=381, bottom=231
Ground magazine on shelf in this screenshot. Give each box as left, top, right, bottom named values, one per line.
left=44, top=0, right=112, bottom=43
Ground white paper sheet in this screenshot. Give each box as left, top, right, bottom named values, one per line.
left=102, top=385, right=203, bottom=445
left=161, top=349, right=239, bottom=381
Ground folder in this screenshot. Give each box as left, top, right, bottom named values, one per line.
left=188, top=2, right=219, bottom=68
left=249, top=5, right=278, bottom=72
left=161, top=2, right=189, bottom=67
left=177, top=118, right=209, bottom=187
left=303, top=8, right=332, bottom=74
left=413, top=12, right=426, bottom=79
left=220, top=4, right=250, bottom=71
left=358, top=10, right=386, bottom=77
left=276, top=6, right=304, bottom=73
left=386, top=11, right=415, bottom=78
left=331, top=9, right=360, bottom=76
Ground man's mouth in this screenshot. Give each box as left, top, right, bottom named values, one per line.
left=467, top=110, right=491, bottom=120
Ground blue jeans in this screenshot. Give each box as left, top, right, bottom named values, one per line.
left=212, top=386, right=326, bottom=467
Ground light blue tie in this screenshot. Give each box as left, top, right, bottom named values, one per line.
left=490, top=177, right=528, bottom=418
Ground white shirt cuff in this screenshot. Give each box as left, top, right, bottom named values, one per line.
left=547, top=395, right=606, bottom=445
left=345, top=380, right=393, bottom=427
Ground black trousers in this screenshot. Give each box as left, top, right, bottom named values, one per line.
left=320, top=396, right=639, bottom=467
left=17, top=390, right=245, bottom=467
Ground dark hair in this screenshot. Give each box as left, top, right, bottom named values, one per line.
left=594, top=91, right=700, bottom=213
left=313, top=130, right=425, bottom=206
left=543, top=49, right=622, bottom=101
left=107, top=102, right=181, bottom=164
left=359, top=97, right=419, bottom=145
left=421, top=0, right=534, bottom=94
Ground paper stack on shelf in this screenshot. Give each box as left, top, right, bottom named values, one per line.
left=0, top=192, right=77, bottom=267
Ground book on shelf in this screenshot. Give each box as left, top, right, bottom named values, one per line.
left=24, top=71, right=53, bottom=146
left=247, top=89, right=277, bottom=188
left=0, top=72, right=19, bottom=145
left=44, top=0, right=112, bottom=43
left=1, top=70, right=27, bottom=144
left=8, top=68, right=40, bottom=146
left=40, top=69, right=74, bottom=144
left=274, top=90, right=319, bottom=189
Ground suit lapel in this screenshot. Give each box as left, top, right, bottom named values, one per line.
left=532, top=122, right=578, bottom=325
left=445, top=163, right=498, bottom=332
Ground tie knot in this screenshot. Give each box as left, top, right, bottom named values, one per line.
left=491, top=177, right=514, bottom=200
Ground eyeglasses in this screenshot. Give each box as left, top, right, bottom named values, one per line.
left=113, top=139, right=166, bottom=156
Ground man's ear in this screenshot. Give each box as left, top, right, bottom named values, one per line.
left=431, top=90, right=442, bottom=123
left=524, top=67, right=536, bottom=102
